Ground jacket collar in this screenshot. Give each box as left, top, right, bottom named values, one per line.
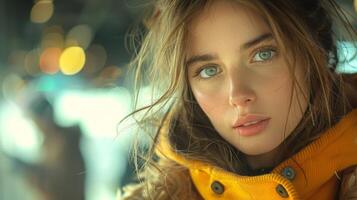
left=157, top=109, right=357, bottom=199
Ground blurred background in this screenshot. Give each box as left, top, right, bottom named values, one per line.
left=0, top=0, right=149, bottom=200
left=0, top=0, right=356, bottom=200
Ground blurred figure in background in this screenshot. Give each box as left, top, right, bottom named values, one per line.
left=21, top=94, right=86, bottom=200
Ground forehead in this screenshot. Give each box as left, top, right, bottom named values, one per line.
left=186, top=0, right=272, bottom=56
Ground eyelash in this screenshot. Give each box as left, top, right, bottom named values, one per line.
left=193, top=64, right=219, bottom=79
left=192, top=45, right=279, bottom=79
left=250, top=45, right=278, bottom=64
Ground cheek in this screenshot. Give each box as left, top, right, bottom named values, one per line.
left=268, top=78, right=296, bottom=113
left=289, top=73, right=309, bottom=122
left=191, top=86, right=226, bottom=119
left=266, top=70, right=308, bottom=129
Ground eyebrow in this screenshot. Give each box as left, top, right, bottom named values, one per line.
left=185, top=33, right=273, bottom=67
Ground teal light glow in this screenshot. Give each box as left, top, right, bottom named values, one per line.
left=337, top=41, right=357, bottom=73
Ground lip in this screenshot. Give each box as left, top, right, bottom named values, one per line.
left=233, top=114, right=270, bottom=127
left=233, top=119, right=270, bottom=136
left=233, top=115, right=271, bottom=136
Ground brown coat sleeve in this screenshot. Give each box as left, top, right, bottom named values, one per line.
left=339, top=166, right=357, bottom=199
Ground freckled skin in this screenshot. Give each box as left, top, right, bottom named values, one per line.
left=186, top=0, right=308, bottom=169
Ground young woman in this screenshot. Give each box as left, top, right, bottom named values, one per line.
left=119, top=0, right=357, bottom=199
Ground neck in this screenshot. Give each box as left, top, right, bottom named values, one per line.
left=245, top=146, right=281, bottom=170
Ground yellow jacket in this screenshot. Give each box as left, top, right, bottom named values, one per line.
left=157, top=109, right=357, bottom=200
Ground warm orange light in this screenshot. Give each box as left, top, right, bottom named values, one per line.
left=99, top=66, right=123, bottom=79
left=39, top=48, right=62, bottom=74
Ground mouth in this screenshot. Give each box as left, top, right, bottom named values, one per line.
left=233, top=117, right=270, bottom=137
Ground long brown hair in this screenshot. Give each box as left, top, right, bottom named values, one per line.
left=120, top=0, right=356, bottom=199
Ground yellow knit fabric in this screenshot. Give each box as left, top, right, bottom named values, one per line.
left=157, top=109, right=357, bottom=200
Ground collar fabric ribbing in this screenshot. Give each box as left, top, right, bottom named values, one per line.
left=157, top=109, right=357, bottom=200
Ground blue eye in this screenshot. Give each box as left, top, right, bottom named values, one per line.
left=199, top=66, right=219, bottom=78
left=252, top=48, right=277, bottom=62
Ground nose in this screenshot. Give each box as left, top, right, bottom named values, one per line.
left=228, top=74, right=256, bottom=107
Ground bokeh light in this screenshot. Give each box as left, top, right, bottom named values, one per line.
left=66, top=24, right=94, bottom=50
left=41, top=26, right=65, bottom=49
left=2, top=74, right=26, bottom=101
left=42, top=33, right=64, bottom=49
left=8, top=50, right=27, bottom=71
left=83, top=44, right=107, bottom=75
left=39, top=48, right=62, bottom=74
left=43, top=25, right=64, bottom=35
left=59, top=46, right=86, bottom=75
left=99, top=65, right=123, bottom=80
left=30, top=0, right=54, bottom=24
left=24, top=49, right=41, bottom=76
left=93, top=66, right=123, bottom=86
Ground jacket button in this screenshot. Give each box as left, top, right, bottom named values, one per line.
left=275, top=184, right=289, bottom=198
left=281, top=166, right=295, bottom=180
left=211, top=181, right=225, bottom=195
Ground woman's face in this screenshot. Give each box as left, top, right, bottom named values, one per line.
left=186, top=0, right=308, bottom=165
